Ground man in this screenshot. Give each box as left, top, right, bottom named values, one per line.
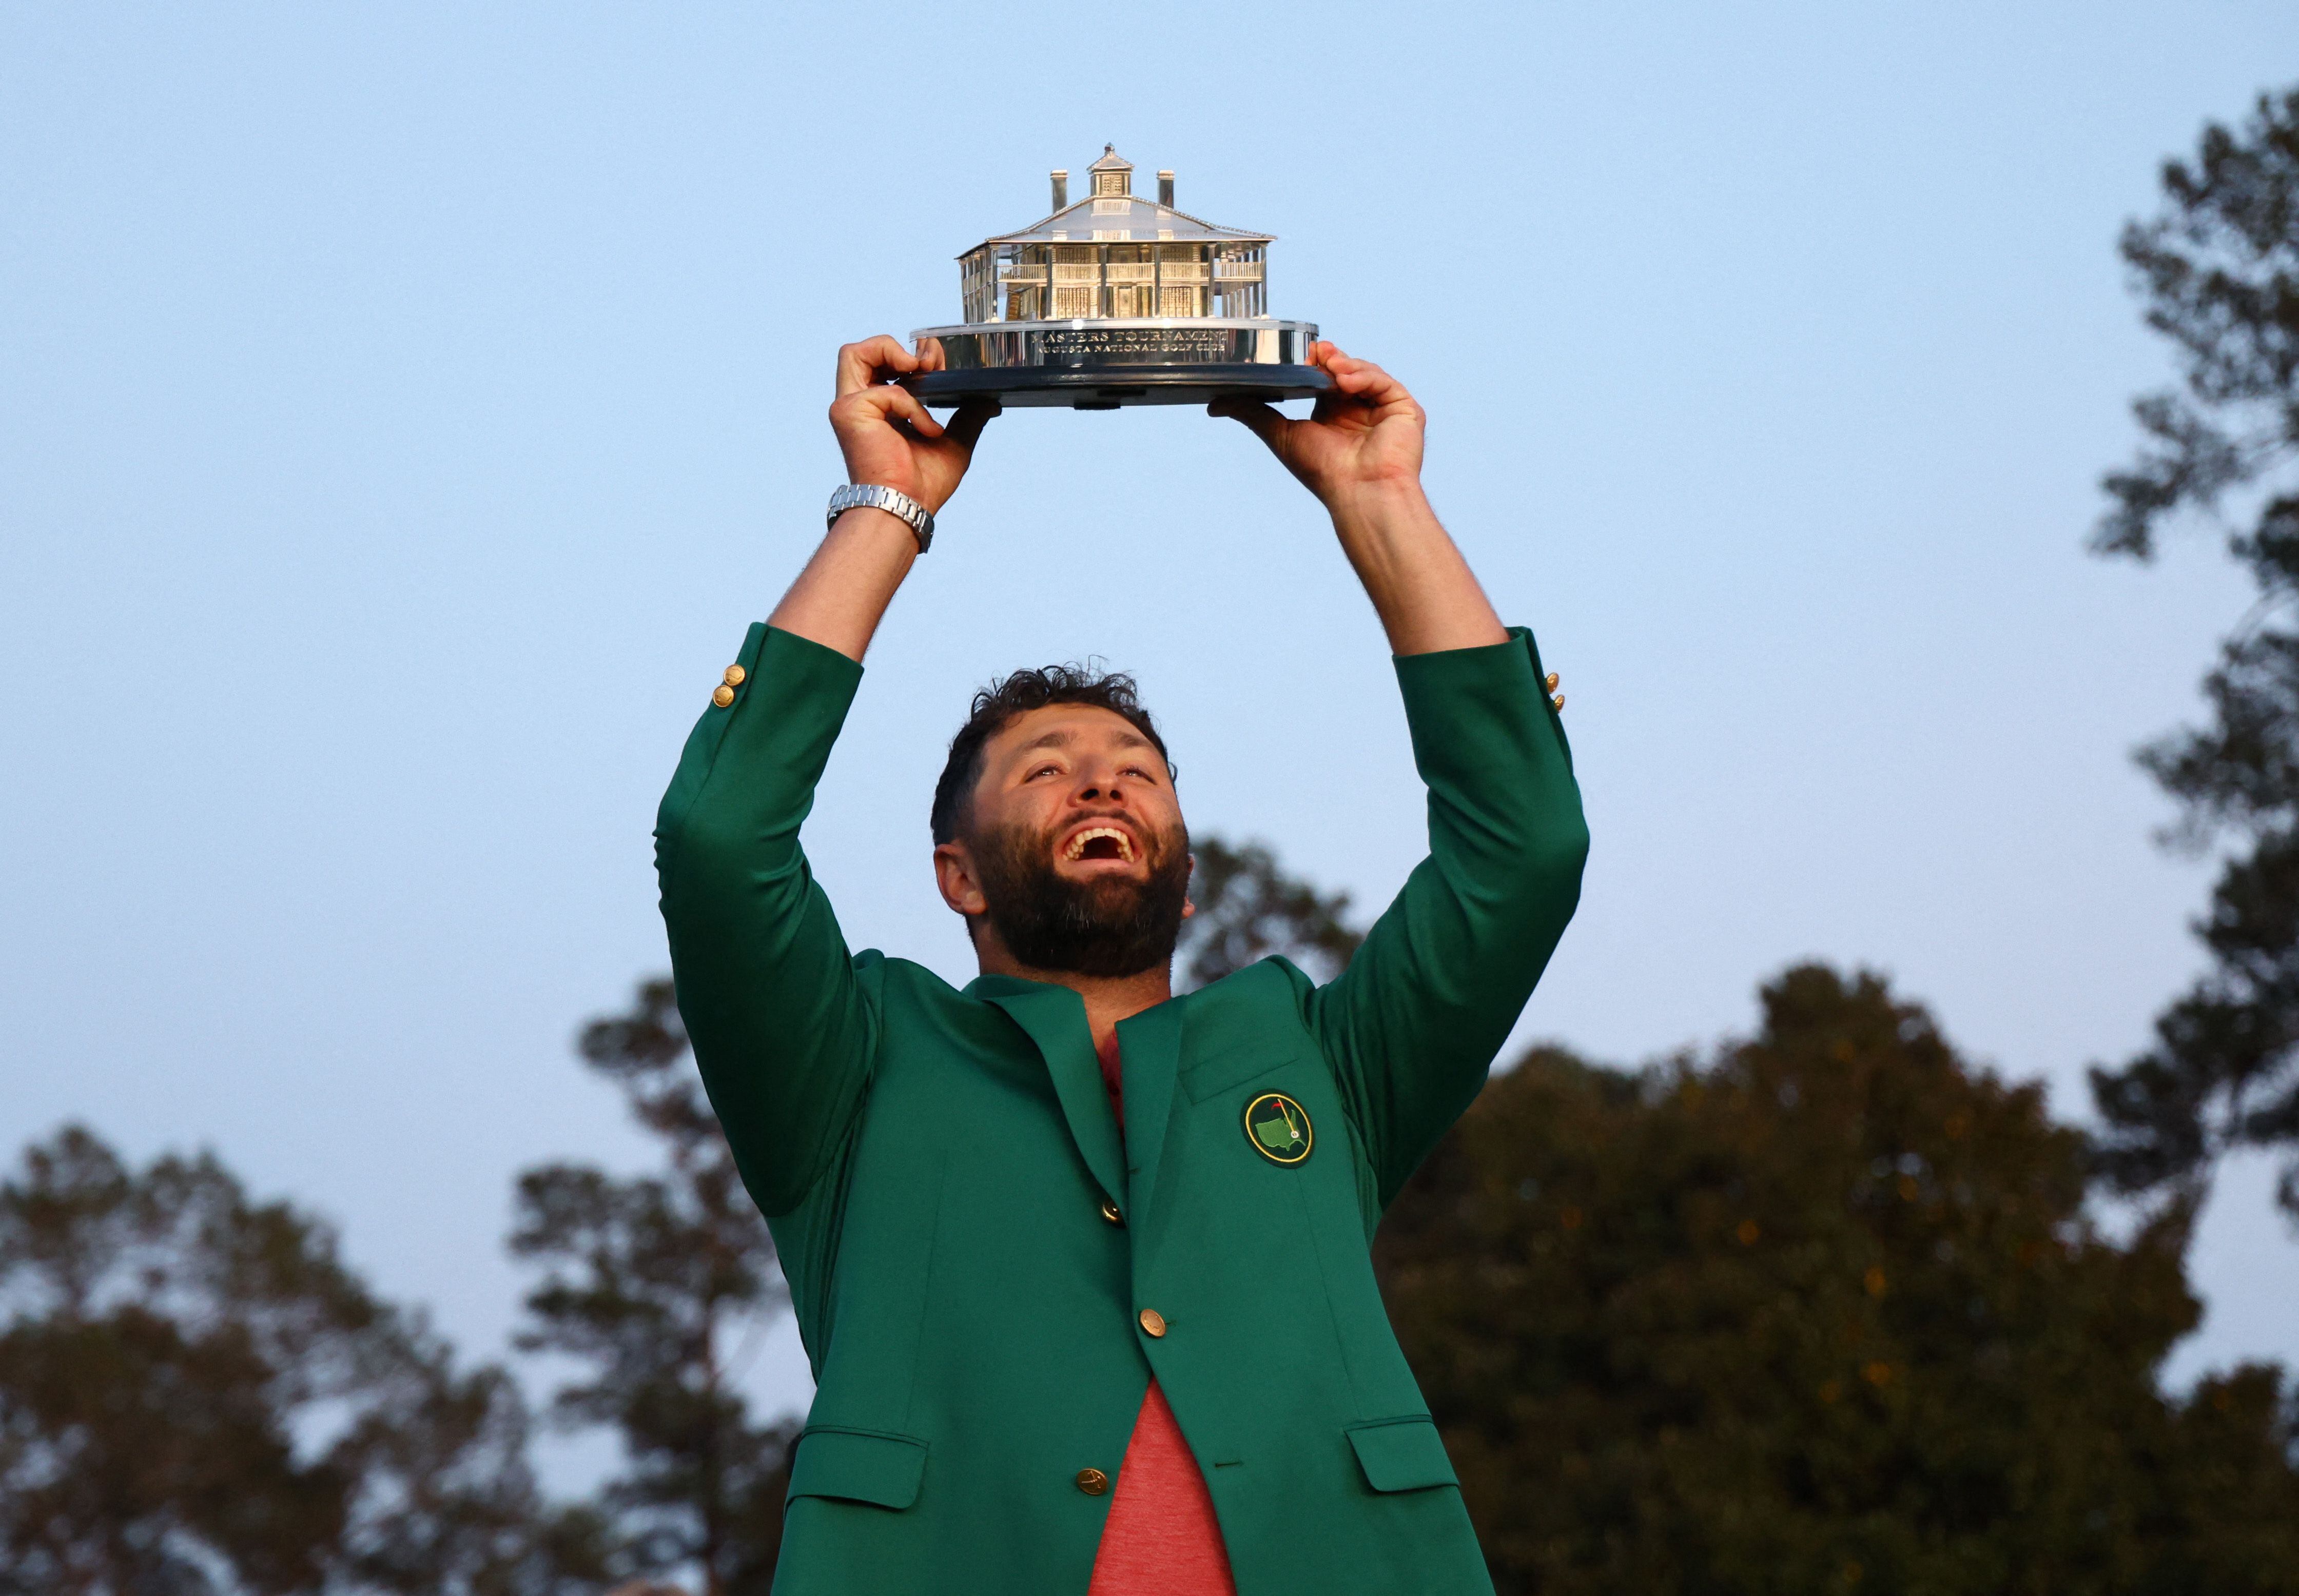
left=656, top=336, right=1588, bottom=1594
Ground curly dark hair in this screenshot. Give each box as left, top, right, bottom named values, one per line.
left=930, top=664, right=1175, bottom=844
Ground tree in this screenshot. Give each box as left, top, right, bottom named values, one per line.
left=0, top=1124, right=580, bottom=1596
left=1177, top=834, right=1364, bottom=988
left=512, top=978, right=796, bottom=1596
left=2090, top=85, right=2299, bottom=1218
left=1377, top=965, right=2299, bottom=1594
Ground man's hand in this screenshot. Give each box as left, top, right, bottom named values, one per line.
left=1210, top=342, right=1424, bottom=515
left=830, top=336, right=996, bottom=514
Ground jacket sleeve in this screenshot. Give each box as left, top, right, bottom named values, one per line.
left=655, top=623, right=878, bottom=1216
left=1305, top=626, right=1590, bottom=1209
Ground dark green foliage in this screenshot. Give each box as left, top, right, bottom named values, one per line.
left=1377, top=966, right=2299, bottom=1595
left=514, top=978, right=796, bottom=1596
left=1179, top=834, right=1365, bottom=988
left=17, top=832, right=2293, bottom=1594
left=2092, top=85, right=2299, bottom=1216
left=0, top=1125, right=581, bottom=1596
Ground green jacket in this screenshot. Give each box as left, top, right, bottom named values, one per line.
left=656, top=623, right=1588, bottom=1595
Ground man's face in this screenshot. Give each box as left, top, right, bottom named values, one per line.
left=933, top=704, right=1192, bottom=978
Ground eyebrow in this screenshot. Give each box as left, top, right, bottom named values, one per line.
left=1014, top=727, right=1157, bottom=756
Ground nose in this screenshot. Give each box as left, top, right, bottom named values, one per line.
left=1074, top=765, right=1132, bottom=805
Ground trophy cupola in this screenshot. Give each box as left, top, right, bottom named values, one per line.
left=1088, top=145, right=1133, bottom=198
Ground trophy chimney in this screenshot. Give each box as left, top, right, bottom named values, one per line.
left=1157, top=170, right=1175, bottom=206
left=1050, top=169, right=1068, bottom=211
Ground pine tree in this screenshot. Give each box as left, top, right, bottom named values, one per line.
left=2090, top=85, right=2299, bottom=1218
left=513, top=979, right=796, bottom=1596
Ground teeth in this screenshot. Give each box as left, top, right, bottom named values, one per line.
left=1064, top=826, right=1135, bottom=862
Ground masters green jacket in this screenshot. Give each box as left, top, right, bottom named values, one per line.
left=655, top=623, right=1588, bottom=1595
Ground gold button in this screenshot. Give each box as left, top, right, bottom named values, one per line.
left=1545, top=672, right=1560, bottom=692
left=1138, top=1308, right=1166, bottom=1338
left=712, top=684, right=736, bottom=708
left=724, top=664, right=747, bottom=687
left=1099, top=1199, right=1123, bottom=1226
left=1076, top=1467, right=1109, bottom=1496
left=1551, top=693, right=1566, bottom=713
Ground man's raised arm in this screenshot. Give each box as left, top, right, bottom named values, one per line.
left=771, top=335, right=997, bottom=662
left=1212, top=345, right=1508, bottom=658
left=655, top=339, right=995, bottom=1215
left=1216, top=348, right=1590, bottom=1208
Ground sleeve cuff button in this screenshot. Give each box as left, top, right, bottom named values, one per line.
left=712, top=684, right=736, bottom=708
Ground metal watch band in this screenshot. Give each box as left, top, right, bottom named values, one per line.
left=826, top=483, right=934, bottom=553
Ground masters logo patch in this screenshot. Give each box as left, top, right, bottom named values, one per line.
left=1242, top=1092, right=1313, bottom=1166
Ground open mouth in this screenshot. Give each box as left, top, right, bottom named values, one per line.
left=1063, top=825, right=1137, bottom=864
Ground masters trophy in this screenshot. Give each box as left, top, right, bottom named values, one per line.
left=907, top=146, right=1331, bottom=411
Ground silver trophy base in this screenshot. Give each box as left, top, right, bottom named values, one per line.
left=906, top=318, right=1329, bottom=410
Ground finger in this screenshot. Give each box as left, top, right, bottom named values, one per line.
left=835, top=334, right=919, bottom=397
left=882, top=384, right=946, bottom=438
left=917, top=337, right=947, bottom=374
left=1310, top=365, right=1375, bottom=418
left=1331, top=357, right=1413, bottom=410
left=1311, top=352, right=1383, bottom=410
left=1208, top=397, right=1288, bottom=449
left=943, top=397, right=999, bottom=452
left=854, top=382, right=945, bottom=438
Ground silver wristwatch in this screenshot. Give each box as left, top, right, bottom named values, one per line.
left=827, top=483, right=934, bottom=553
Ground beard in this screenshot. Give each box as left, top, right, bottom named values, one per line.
left=971, top=815, right=1191, bottom=978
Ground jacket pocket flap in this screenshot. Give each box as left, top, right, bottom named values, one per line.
left=1181, top=1042, right=1307, bottom=1105
left=788, top=1427, right=928, bottom=1509
left=1346, top=1417, right=1458, bottom=1493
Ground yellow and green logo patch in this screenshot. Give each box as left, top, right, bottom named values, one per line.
left=1242, top=1092, right=1313, bottom=1166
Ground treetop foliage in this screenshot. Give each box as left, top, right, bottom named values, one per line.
left=2098, top=86, right=2299, bottom=568
left=514, top=976, right=795, bottom=1595
left=1379, top=965, right=2299, bottom=1595
left=2092, top=84, right=2299, bottom=1220
left=0, top=1126, right=570, bottom=1596
left=1177, top=834, right=1364, bottom=989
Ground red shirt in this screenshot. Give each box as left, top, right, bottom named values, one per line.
left=1088, top=1031, right=1238, bottom=1596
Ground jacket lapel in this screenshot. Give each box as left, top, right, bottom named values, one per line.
left=1114, top=997, right=1183, bottom=1228
left=975, top=979, right=1128, bottom=1213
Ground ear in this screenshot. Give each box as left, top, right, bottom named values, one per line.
left=1181, top=852, right=1196, bottom=920
left=933, top=839, right=989, bottom=920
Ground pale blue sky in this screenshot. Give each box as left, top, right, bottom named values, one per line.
left=6, top=3, right=2296, bottom=1455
